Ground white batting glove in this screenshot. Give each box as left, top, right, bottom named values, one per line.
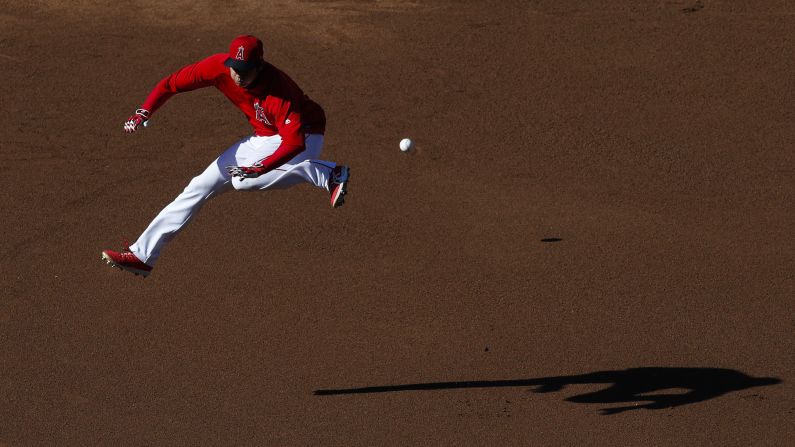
left=123, top=109, right=150, bottom=133
left=226, top=162, right=266, bottom=179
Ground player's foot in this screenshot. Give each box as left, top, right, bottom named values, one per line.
left=329, top=165, right=350, bottom=208
left=101, top=247, right=152, bottom=277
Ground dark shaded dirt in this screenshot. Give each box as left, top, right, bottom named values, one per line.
left=1, top=1, right=792, bottom=445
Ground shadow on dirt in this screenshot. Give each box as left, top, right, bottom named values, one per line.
left=314, top=367, right=781, bottom=415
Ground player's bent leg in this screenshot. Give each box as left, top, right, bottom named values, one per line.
left=231, top=134, right=335, bottom=191
left=228, top=133, right=349, bottom=207
left=232, top=159, right=334, bottom=191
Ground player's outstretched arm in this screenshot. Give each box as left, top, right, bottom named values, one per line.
left=122, top=54, right=224, bottom=134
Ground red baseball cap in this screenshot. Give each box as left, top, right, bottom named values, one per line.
left=224, top=35, right=264, bottom=72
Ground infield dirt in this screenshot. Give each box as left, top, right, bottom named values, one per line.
left=1, top=1, right=793, bottom=445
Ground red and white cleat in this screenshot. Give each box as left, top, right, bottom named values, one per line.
left=101, top=247, right=152, bottom=277
left=329, top=165, right=350, bottom=208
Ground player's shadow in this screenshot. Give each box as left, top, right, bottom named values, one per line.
left=314, top=367, right=781, bottom=415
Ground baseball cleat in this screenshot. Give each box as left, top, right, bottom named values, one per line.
left=101, top=247, right=152, bottom=277
left=329, top=165, right=350, bottom=208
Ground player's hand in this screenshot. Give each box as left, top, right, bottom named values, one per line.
left=123, top=108, right=150, bottom=133
left=226, top=162, right=266, bottom=179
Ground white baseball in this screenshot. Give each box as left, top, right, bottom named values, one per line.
left=399, top=138, right=414, bottom=152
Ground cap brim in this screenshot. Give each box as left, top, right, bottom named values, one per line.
left=224, top=58, right=260, bottom=72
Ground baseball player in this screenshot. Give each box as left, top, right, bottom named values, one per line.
left=102, top=35, right=349, bottom=277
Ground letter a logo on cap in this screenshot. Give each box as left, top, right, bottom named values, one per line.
left=225, top=36, right=264, bottom=71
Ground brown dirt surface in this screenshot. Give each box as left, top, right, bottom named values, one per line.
left=1, top=0, right=793, bottom=445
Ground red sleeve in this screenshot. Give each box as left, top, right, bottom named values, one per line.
left=256, top=98, right=306, bottom=172
left=140, top=54, right=227, bottom=114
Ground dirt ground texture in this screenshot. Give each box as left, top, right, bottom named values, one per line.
left=1, top=0, right=793, bottom=445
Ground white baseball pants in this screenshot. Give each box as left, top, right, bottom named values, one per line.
left=129, top=133, right=334, bottom=266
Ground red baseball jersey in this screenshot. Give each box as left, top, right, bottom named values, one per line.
left=140, top=54, right=326, bottom=172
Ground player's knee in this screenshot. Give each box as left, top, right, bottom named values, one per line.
left=232, top=177, right=257, bottom=191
